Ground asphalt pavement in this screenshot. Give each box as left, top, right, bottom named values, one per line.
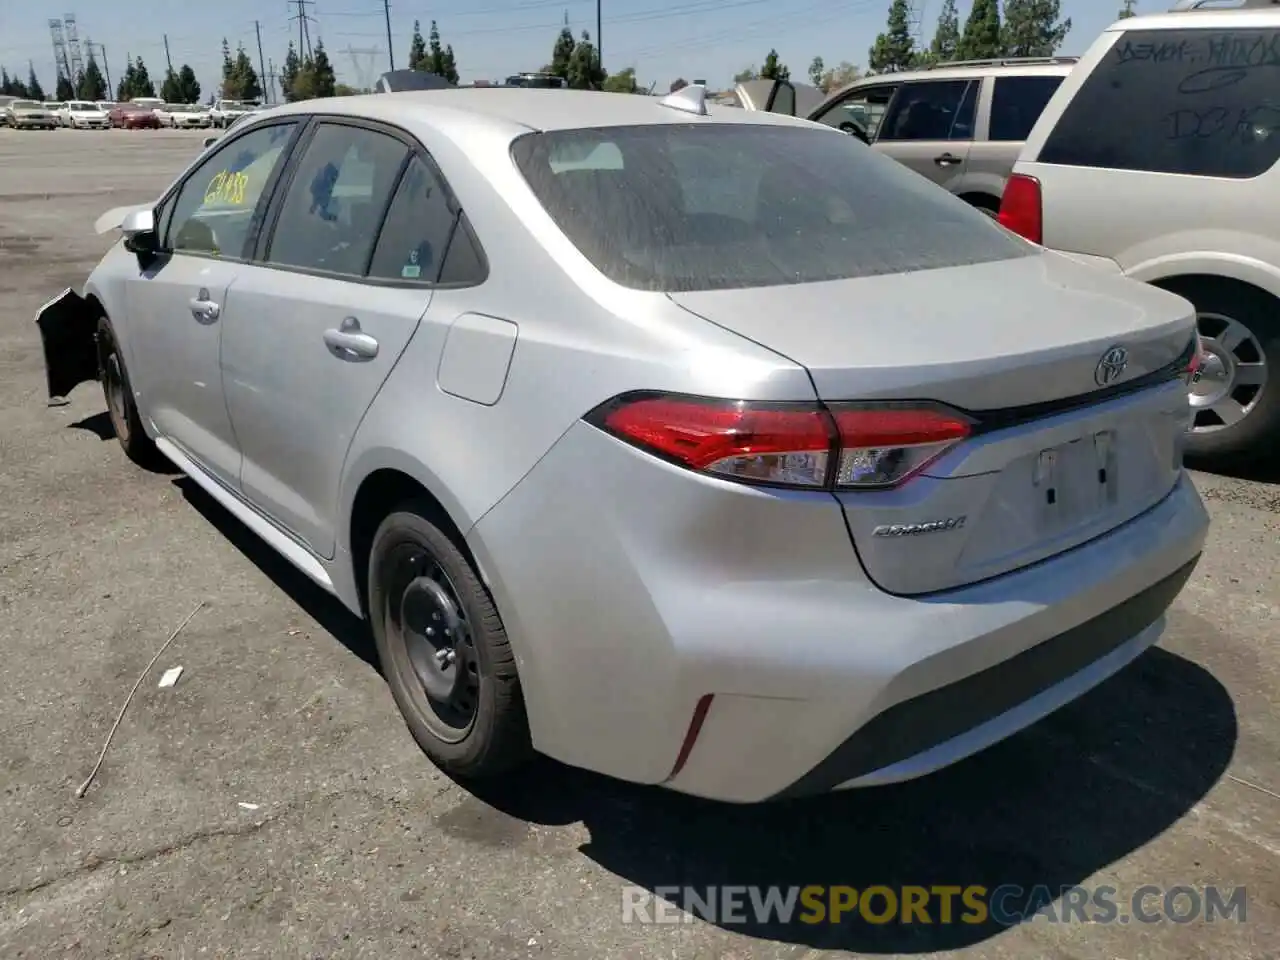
left=0, top=127, right=1276, bottom=960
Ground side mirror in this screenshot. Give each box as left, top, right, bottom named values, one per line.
left=202, top=135, right=219, bottom=149
left=839, top=122, right=871, bottom=144
left=121, top=209, right=158, bottom=257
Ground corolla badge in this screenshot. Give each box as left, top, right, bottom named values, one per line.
left=1094, top=345, right=1129, bottom=386
left=872, top=517, right=967, bottom=537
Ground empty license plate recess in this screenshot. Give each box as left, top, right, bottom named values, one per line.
left=1034, top=429, right=1117, bottom=531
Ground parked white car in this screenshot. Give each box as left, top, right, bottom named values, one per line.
left=209, top=98, right=258, bottom=128
left=60, top=100, right=110, bottom=129
left=156, top=103, right=211, bottom=128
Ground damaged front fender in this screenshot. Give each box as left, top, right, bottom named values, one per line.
left=35, top=288, right=100, bottom=401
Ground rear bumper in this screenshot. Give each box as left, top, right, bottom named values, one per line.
left=467, top=421, right=1209, bottom=803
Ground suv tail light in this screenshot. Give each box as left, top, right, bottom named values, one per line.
left=998, top=173, right=1043, bottom=245
left=587, top=394, right=973, bottom=491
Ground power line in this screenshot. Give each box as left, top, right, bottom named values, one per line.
left=291, top=0, right=317, bottom=58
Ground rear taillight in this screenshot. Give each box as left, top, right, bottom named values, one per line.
left=998, top=173, right=1043, bottom=245
left=588, top=394, right=973, bottom=491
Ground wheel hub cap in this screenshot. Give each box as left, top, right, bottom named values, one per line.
left=1189, top=341, right=1232, bottom=408
left=1190, top=313, right=1267, bottom=433
left=400, top=576, right=465, bottom=702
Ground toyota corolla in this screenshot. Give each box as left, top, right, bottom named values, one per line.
left=36, top=87, right=1209, bottom=803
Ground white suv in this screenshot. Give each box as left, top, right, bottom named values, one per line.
left=999, top=0, right=1280, bottom=470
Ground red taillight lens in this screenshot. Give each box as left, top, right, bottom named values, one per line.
left=998, top=173, right=1043, bottom=245
left=591, top=394, right=973, bottom=490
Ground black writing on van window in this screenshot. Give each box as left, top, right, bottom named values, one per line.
left=1038, top=28, right=1280, bottom=179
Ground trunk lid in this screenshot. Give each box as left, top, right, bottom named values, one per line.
left=669, top=251, right=1198, bottom=595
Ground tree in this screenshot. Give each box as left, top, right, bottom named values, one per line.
left=818, top=61, right=861, bottom=92
left=409, top=20, right=428, bottom=70
left=0, top=68, right=28, bottom=97
left=281, top=43, right=302, bottom=102
left=669, top=77, right=688, bottom=92
left=441, top=46, right=459, bottom=84
left=426, top=20, right=445, bottom=75
left=26, top=65, right=45, bottom=100
left=928, top=0, right=962, bottom=63
left=178, top=64, right=201, bottom=103
left=57, top=74, right=76, bottom=100
left=956, top=0, right=1003, bottom=60
left=808, top=56, right=825, bottom=88
left=567, top=31, right=604, bottom=89
left=732, top=66, right=758, bottom=83
left=115, top=57, right=134, bottom=100
left=869, top=0, right=916, bottom=73
left=130, top=56, right=155, bottom=98
left=77, top=54, right=107, bottom=100
left=1001, top=0, right=1072, bottom=57
left=550, top=27, right=576, bottom=81
left=602, top=66, right=638, bottom=93
left=221, top=40, right=261, bottom=100
left=1117, top=0, right=1137, bottom=18
left=760, top=49, right=789, bottom=81
left=310, top=41, right=337, bottom=98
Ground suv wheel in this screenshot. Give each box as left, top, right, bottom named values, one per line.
left=1163, top=278, right=1279, bottom=469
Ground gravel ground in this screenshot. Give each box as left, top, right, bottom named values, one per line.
left=0, top=127, right=1276, bottom=960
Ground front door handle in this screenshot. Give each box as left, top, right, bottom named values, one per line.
left=324, top=316, right=378, bottom=361
left=189, top=288, right=221, bottom=322
left=934, top=152, right=963, bottom=166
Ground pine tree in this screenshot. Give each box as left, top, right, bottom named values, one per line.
left=233, top=45, right=262, bottom=100
left=26, top=65, right=45, bottom=100
left=178, top=65, right=201, bottom=103
left=131, top=57, right=155, bottom=98
left=550, top=27, right=576, bottom=81
left=1002, top=0, right=1072, bottom=57
left=441, top=45, right=459, bottom=85
left=56, top=74, right=76, bottom=100
left=567, top=31, right=604, bottom=89
left=929, top=0, right=962, bottom=63
left=761, top=49, right=789, bottom=81
left=78, top=55, right=107, bottom=100
left=809, top=56, right=825, bottom=87
left=310, top=41, right=336, bottom=98
left=956, top=0, right=1003, bottom=60
left=281, top=43, right=301, bottom=102
left=869, top=0, right=917, bottom=73
left=115, top=57, right=135, bottom=101
left=409, top=20, right=428, bottom=70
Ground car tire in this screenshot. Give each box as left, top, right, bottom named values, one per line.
left=367, top=503, right=533, bottom=779
left=1161, top=277, right=1280, bottom=470
left=96, top=315, right=163, bottom=468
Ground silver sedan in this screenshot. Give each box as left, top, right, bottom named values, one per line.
left=37, top=86, right=1209, bottom=803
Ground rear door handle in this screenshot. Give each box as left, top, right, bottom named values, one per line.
left=934, top=153, right=963, bottom=166
left=324, top=317, right=379, bottom=361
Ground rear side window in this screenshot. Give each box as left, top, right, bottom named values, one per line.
left=878, top=80, right=977, bottom=142
left=1038, top=28, right=1280, bottom=179
left=510, top=123, right=1032, bottom=293
left=988, top=75, right=1064, bottom=142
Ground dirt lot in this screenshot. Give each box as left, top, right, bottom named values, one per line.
left=0, top=127, right=1277, bottom=960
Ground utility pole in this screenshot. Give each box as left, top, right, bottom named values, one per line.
left=290, top=0, right=316, bottom=59
left=383, top=0, right=395, bottom=70
left=1117, top=0, right=1137, bottom=16
left=267, top=58, right=277, bottom=103
left=163, top=33, right=173, bottom=73
left=93, top=43, right=111, bottom=93
left=597, top=0, right=602, bottom=75
left=255, top=20, right=268, bottom=102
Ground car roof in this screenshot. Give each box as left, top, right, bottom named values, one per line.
left=257, top=87, right=828, bottom=138
left=1106, top=4, right=1280, bottom=31
left=846, top=58, right=1078, bottom=85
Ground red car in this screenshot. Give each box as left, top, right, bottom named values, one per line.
left=109, top=104, right=160, bottom=129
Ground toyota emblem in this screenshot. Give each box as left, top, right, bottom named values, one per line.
left=1094, top=345, right=1129, bottom=386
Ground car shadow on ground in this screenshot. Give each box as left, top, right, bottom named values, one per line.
left=68, top=412, right=183, bottom=474
left=171, top=476, right=1237, bottom=954
left=173, top=477, right=379, bottom=670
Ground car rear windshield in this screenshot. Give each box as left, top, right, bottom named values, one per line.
left=1037, top=27, right=1280, bottom=179
left=509, top=123, right=1032, bottom=292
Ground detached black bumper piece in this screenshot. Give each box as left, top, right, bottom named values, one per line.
left=773, top=556, right=1200, bottom=800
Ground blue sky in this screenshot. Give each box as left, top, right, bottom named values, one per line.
left=2, top=0, right=1149, bottom=99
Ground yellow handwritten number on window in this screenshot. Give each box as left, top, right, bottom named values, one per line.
left=203, top=170, right=250, bottom=206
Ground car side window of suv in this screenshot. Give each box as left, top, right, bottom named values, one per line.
left=366, top=154, right=464, bottom=283
left=265, top=122, right=410, bottom=278
left=164, top=122, right=299, bottom=259
left=988, top=75, right=1065, bottom=142
left=1038, top=27, right=1280, bottom=179
left=814, top=84, right=899, bottom=139
left=878, top=79, right=977, bottom=142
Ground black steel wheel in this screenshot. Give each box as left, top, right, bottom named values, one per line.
left=367, top=503, right=532, bottom=777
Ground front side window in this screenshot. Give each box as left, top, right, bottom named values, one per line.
left=878, top=79, right=976, bottom=142
left=989, top=75, right=1065, bottom=142
left=166, top=122, right=298, bottom=257
left=814, top=85, right=898, bottom=139
left=266, top=123, right=409, bottom=277
left=1038, top=27, right=1280, bottom=179
left=511, top=123, right=1032, bottom=293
